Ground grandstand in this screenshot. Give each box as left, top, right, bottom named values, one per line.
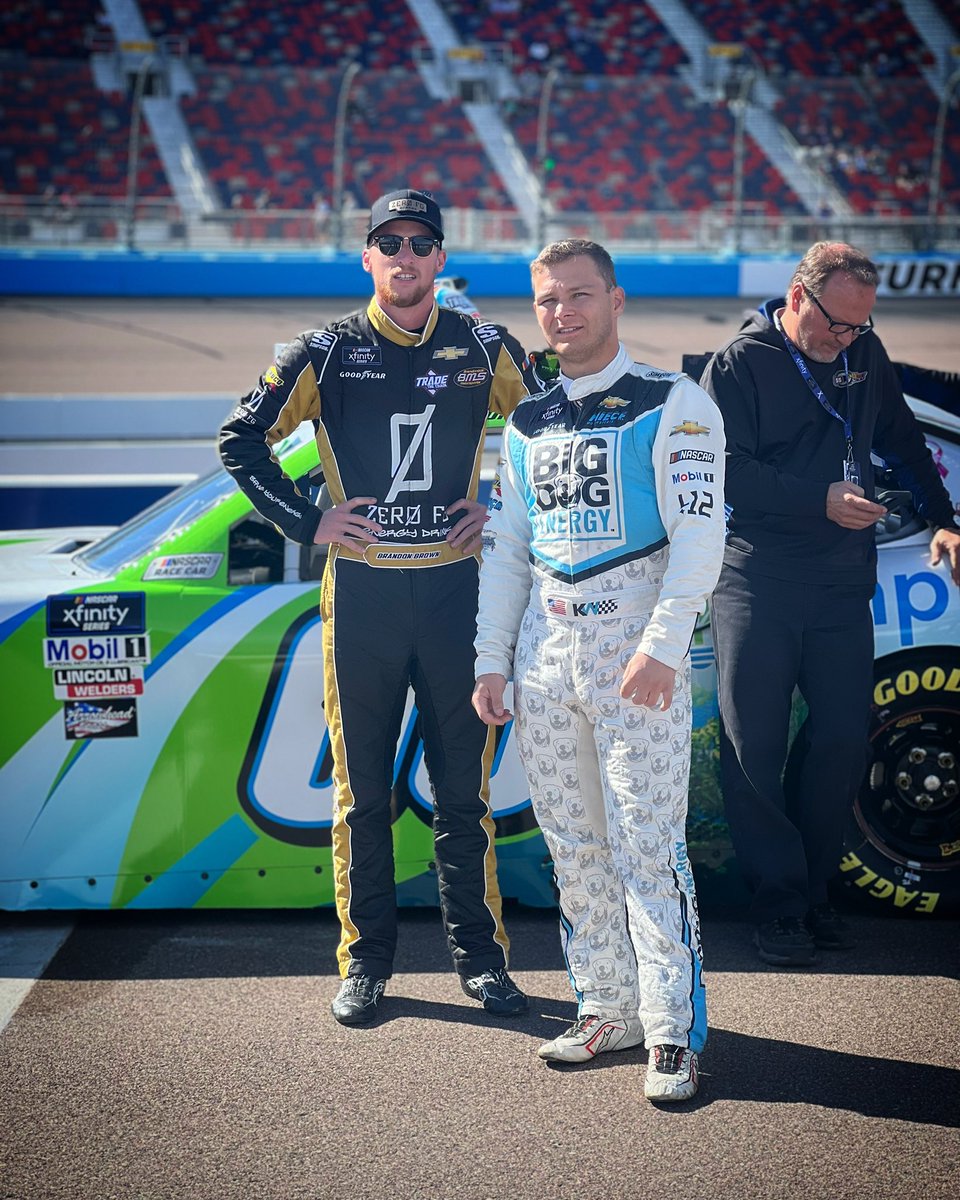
left=0, top=0, right=959, bottom=253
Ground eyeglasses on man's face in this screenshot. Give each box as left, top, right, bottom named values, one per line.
left=804, top=286, right=873, bottom=336
left=368, top=234, right=440, bottom=257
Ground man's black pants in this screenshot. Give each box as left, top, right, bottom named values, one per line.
left=711, top=564, right=874, bottom=923
left=322, top=552, right=509, bottom=980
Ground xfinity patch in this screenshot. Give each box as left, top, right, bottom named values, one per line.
left=46, top=592, right=145, bottom=636
left=341, top=345, right=382, bottom=366
left=143, top=554, right=223, bottom=581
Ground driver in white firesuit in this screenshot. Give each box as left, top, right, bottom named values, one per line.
left=472, top=239, right=725, bottom=1103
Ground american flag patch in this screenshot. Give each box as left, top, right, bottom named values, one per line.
left=546, top=597, right=620, bottom=618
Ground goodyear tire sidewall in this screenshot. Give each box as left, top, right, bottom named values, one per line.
left=838, top=645, right=960, bottom=917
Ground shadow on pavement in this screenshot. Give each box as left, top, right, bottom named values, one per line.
left=697, top=1028, right=960, bottom=1126
left=535, top=1029, right=960, bottom=1127
left=6, top=904, right=958, bottom=982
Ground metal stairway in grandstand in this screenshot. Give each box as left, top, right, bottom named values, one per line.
left=95, top=0, right=220, bottom=218
left=646, top=0, right=853, bottom=217
left=403, top=0, right=541, bottom=235
left=903, top=0, right=960, bottom=95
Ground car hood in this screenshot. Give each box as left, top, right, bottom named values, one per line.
left=0, top=526, right=115, bottom=624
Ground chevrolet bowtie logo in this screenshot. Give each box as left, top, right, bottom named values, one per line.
left=670, top=420, right=711, bottom=436
left=433, top=346, right=469, bottom=361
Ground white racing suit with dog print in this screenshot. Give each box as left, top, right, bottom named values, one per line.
left=476, top=344, right=725, bottom=1051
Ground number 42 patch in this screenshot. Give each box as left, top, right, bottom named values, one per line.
left=678, top=490, right=714, bottom=516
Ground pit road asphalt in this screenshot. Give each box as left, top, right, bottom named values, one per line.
left=1, top=293, right=958, bottom=1200
left=1, top=907, right=958, bottom=1200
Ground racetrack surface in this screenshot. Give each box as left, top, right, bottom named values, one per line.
left=0, top=906, right=957, bottom=1200
left=2, top=294, right=960, bottom=396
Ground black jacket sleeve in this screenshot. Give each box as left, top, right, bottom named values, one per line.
left=219, top=333, right=325, bottom=545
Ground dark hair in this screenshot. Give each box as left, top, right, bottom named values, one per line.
left=530, top=239, right=618, bottom=290
left=790, top=242, right=879, bottom=293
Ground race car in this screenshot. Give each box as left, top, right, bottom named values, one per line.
left=1, top=337, right=958, bottom=914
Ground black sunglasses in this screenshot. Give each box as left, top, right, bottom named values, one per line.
left=368, top=234, right=439, bottom=257
left=804, top=286, right=873, bottom=337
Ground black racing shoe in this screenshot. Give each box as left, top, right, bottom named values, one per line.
left=806, top=903, right=856, bottom=950
left=331, top=975, right=387, bottom=1025
left=753, top=917, right=817, bottom=967
left=461, top=968, right=528, bottom=1016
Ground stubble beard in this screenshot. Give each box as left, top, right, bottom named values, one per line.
left=377, top=276, right=432, bottom=310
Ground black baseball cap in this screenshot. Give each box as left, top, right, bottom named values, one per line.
left=367, top=189, right=444, bottom=243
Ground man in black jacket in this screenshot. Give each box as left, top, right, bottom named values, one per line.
left=220, top=189, right=539, bottom=1021
left=700, top=242, right=960, bottom=966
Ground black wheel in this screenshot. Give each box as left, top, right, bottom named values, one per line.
left=838, top=646, right=960, bottom=916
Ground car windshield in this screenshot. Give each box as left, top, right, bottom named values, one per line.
left=76, top=469, right=236, bottom=574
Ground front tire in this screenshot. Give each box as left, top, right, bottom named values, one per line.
left=837, top=646, right=960, bottom=916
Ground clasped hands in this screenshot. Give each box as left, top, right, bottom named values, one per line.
left=313, top=496, right=488, bottom=553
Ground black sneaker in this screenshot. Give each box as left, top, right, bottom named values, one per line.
left=806, top=903, right=855, bottom=949
left=461, top=968, right=528, bottom=1016
left=753, top=917, right=817, bottom=967
left=331, top=975, right=387, bottom=1025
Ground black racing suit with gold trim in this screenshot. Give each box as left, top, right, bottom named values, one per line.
left=220, top=299, right=538, bottom=981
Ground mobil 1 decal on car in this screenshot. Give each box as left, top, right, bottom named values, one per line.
left=42, top=594, right=150, bottom=737
left=43, top=633, right=152, bottom=669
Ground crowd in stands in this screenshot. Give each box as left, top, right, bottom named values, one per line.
left=507, top=77, right=802, bottom=216
left=139, top=0, right=424, bottom=68
left=442, top=0, right=686, bottom=76
left=777, top=76, right=956, bottom=214
left=0, top=0, right=103, bottom=60
left=183, top=66, right=513, bottom=214
left=685, top=0, right=934, bottom=77
left=0, top=58, right=169, bottom=202
left=0, top=0, right=958, bottom=224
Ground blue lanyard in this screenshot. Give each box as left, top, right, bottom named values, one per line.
left=776, top=318, right=858, bottom=483
left=778, top=327, right=851, bottom=441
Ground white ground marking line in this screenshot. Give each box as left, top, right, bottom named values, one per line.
left=0, top=924, right=73, bottom=1032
